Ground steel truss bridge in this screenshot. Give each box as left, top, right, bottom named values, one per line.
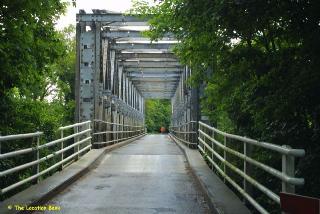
left=75, top=10, right=199, bottom=146
left=0, top=11, right=312, bottom=214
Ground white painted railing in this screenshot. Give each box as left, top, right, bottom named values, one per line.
left=0, top=121, right=92, bottom=195
left=198, top=121, right=305, bottom=213
left=169, top=121, right=198, bottom=148
left=93, top=119, right=145, bottom=147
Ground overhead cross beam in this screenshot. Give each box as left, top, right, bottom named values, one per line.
left=120, top=61, right=182, bottom=68
left=111, top=42, right=176, bottom=50
left=124, top=67, right=183, bottom=73
left=119, top=49, right=173, bottom=53
left=118, top=53, right=177, bottom=60
left=127, top=73, right=181, bottom=78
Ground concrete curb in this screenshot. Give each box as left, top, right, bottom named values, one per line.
left=0, top=134, right=146, bottom=214
left=169, top=134, right=251, bottom=214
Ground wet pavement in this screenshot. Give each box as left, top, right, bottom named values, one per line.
left=43, top=135, right=210, bottom=214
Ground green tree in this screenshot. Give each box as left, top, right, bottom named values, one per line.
left=145, top=99, right=171, bottom=133
left=0, top=0, right=67, bottom=133
left=0, top=1, right=78, bottom=200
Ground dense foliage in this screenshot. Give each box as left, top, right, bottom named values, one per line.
left=145, top=99, right=171, bottom=133
left=0, top=1, right=76, bottom=200
left=131, top=0, right=320, bottom=211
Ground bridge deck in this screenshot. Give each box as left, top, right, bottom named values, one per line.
left=44, top=135, right=210, bottom=213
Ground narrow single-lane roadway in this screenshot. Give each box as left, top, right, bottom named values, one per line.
left=44, top=135, right=210, bottom=214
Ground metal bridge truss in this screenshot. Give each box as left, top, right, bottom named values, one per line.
left=75, top=10, right=200, bottom=146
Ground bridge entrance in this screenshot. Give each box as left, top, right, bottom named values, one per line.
left=75, top=11, right=200, bottom=147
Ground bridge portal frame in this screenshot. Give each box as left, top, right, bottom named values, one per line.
left=75, top=10, right=200, bottom=145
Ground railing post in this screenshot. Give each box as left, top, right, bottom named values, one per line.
left=123, top=116, right=126, bottom=140
left=0, top=134, right=2, bottom=193
left=36, top=135, right=40, bottom=183
left=187, top=122, right=190, bottom=144
left=195, top=121, right=199, bottom=145
left=198, top=123, right=201, bottom=149
left=243, top=142, right=253, bottom=203
left=133, top=119, right=135, bottom=137
left=192, top=121, right=196, bottom=146
left=127, top=119, right=129, bottom=139
left=118, top=118, right=121, bottom=142
left=60, top=129, right=64, bottom=170
left=105, top=121, right=108, bottom=144
left=116, top=113, right=119, bottom=144
left=130, top=119, right=132, bottom=138
left=282, top=145, right=295, bottom=193
left=186, top=123, right=188, bottom=145
left=74, top=125, right=79, bottom=160
left=243, top=142, right=247, bottom=194
left=131, top=118, right=133, bottom=138
left=223, top=135, right=227, bottom=183
left=78, top=125, right=81, bottom=159
left=133, top=120, right=135, bottom=138
left=211, top=129, right=214, bottom=170
left=211, top=137, right=214, bottom=170
left=203, top=126, right=207, bottom=154
left=123, top=119, right=124, bottom=140
left=88, top=122, right=91, bottom=149
left=184, top=123, right=186, bottom=144
left=111, top=110, right=114, bottom=144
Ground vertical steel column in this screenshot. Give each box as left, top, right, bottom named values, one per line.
left=77, top=22, right=95, bottom=121
left=132, top=84, right=134, bottom=109
left=75, top=22, right=81, bottom=122
left=126, top=77, right=129, bottom=105
left=93, top=22, right=101, bottom=121
left=102, top=39, right=108, bottom=90
left=118, top=66, right=123, bottom=100
left=110, top=50, right=115, bottom=94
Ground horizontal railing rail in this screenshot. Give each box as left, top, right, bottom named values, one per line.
left=58, top=120, right=91, bottom=130
left=0, top=121, right=92, bottom=195
left=0, top=132, right=43, bottom=142
left=93, top=119, right=145, bottom=147
left=169, top=121, right=198, bottom=148
left=198, top=121, right=305, bottom=214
